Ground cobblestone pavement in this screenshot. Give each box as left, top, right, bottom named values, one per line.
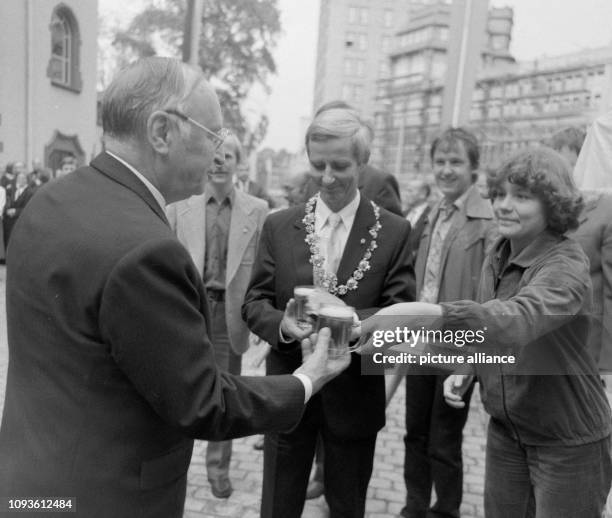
left=182, top=345, right=488, bottom=518
left=0, top=265, right=490, bottom=517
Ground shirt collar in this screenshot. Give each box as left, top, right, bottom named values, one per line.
left=105, top=151, right=166, bottom=211
left=314, top=191, right=361, bottom=232
left=454, top=187, right=471, bottom=211
left=205, top=185, right=235, bottom=206
left=492, top=230, right=562, bottom=269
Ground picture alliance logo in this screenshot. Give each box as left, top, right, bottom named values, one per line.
left=371, top=326, right=488, bottom=348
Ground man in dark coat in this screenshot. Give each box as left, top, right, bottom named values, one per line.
left=0, top=57, right=348, bottom=518
left=243, top=106, right=415, bottom=518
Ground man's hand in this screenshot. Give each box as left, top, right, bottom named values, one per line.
left=442, top=375, right=473, bottom=408
left=280, top=298, right=313, bottom=341
left=294, top=328, right=351, bottom=395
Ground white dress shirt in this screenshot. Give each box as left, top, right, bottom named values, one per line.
left=314, top=191, right=361, bottom=273
left=105, top=151, right=166, bottom=211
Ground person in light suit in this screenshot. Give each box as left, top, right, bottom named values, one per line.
left=0, top=57, right=349, bottom=518
left=166, top=133, right=268, bottom=498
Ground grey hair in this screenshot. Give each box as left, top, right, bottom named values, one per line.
left=102, top=57, right=203, bottom=140
left=305, top=108, right=371, bottom=165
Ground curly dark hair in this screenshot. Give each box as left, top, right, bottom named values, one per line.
left=487, top=147, right=583, bottom=234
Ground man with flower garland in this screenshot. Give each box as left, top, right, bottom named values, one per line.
left=242, top=107, right=415, bottom=518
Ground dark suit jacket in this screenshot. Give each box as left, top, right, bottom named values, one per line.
left=0, top=152, right=305, bottom=518
left=242, top=195, right=415, bottom=438
left=304, top=165, right=403, bottom=216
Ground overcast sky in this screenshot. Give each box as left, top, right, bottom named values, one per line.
left=99, top=0, right=612, bottom=152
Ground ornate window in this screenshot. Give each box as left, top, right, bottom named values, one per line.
left=47, top=5, right=82, bottom=92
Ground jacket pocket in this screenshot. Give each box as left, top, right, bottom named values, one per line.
left=140, top=443, right=193, bottom=490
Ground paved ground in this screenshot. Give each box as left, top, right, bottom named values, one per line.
left=0, top=264, right=489, bottom=517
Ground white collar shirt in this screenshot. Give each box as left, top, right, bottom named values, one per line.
left=105, top=151, right=166, bottom=211
left=314, top=191, right=360, bottom=273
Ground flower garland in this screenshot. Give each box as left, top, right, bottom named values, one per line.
left=302, top=195, right=381, bottom=296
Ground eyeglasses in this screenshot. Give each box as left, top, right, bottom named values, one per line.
left=164, top=109, right=231, bottom=150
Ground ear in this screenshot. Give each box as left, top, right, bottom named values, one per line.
left=147, top=111, right=173, bottom=155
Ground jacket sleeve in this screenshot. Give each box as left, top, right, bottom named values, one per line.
left=99, top=237, right=304, bottom=439
left=241, top=217, right=289, bottom=350
left=442, top=250, right=590, bottom=349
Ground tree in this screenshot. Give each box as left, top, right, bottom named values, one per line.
left=112, top=0, right=281, bottom=154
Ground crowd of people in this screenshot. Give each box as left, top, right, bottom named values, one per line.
left=0, top=155, right=79, bottom=261
left=0, top=55, right=611, bottom=518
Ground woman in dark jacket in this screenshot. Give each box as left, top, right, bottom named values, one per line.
left=362, top=147, right=611, bottom=517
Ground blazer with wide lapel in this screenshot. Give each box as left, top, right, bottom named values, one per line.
left=415, top=184, right=496, bottom=302
left=168, top=189, right=266, bottom=354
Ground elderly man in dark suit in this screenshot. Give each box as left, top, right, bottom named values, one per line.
left=243, top=107, right=415, bottom=518
left=0, top=57, right=349, bottom=518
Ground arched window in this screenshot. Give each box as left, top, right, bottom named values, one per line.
left=47, top=5, right=82, bottom=92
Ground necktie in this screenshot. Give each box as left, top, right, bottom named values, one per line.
left=420, top=203, right=455, bottom=302
left=326, top=213, right=343, bottom=274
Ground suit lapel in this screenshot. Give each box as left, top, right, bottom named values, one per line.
left=226, top=191, right=256, bottom=284
left=90, top=152, right=169, bottom=226
left=177, top=197, right=206, bottom=275
left=336, top=196, right=375, bottom=283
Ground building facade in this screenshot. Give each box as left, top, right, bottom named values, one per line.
left=0, top=0, right=98, bottom=174
left=373, top=2, right=612, bottom=189
left=313, top=0, right=437, bottom=123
